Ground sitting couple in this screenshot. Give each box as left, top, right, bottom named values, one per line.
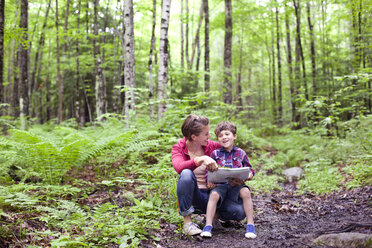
left=171, top=114, right=257, bottom=239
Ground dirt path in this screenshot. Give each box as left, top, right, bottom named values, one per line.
left=151, top=185, right=372, bottom=248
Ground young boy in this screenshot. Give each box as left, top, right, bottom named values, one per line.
left=200, top=121, right=257, bottom=239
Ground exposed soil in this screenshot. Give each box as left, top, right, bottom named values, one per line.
left=149, top=184, right=372, bottom=248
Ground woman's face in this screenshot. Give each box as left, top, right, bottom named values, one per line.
left=191, top=125, right=210, bottom=146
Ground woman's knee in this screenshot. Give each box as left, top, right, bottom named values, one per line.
left=179, top=169, right=195, bottom=183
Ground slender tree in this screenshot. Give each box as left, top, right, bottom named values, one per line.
left=148, top=0, right=157, bottom=118
left=30, top=0, right=51, bottom=121
left=55, top=0, right=63, bottom=123
left=189, top=2, right=204, bottom=70
left=293, top=0, right=308, bottom=100
left=223, top=0, right=232, bottom=104
left=157, top=0, right=171, bottom=118
left=75, top=0, right=81, bottom=125
left=19, top=0, right=29, bottom=123
left=94, top=0, right=104, bottom=120
left=276, top=6, right=283, bottom=125
left=0, top=0, right=4, bottom=105
left=306, top=0, right=317, bottom=96
left=123, top=0, right=136, bottom=122
left=285, top=2, right=296, bottom=123
left=203, top=0, right=210, bottom=92
left=180, top=0, right=184, bottom=70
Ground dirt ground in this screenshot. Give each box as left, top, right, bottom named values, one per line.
left=148, top=184, right=372, bottom=248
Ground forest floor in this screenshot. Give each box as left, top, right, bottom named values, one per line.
left=147, top=184, right=372, bottom=248
left=1, top=165, right=371, bottom=248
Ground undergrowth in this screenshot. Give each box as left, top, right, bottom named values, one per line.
left=0, top=96, right=370, bottom=247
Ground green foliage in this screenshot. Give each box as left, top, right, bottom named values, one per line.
left=298, top=160, right=343, bottom=195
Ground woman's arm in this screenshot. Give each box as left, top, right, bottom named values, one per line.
left=171, top=143, right=196, bottom=174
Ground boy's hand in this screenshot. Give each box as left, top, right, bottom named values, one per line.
left=207, top=182, right=216, bottom=189
left=228, top=178, right=245, bottom=187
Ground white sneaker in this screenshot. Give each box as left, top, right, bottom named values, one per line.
left=183, top=222, right=202, bottom=236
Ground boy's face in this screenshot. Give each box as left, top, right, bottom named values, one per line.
left=217, top=130, right=237, bottom=151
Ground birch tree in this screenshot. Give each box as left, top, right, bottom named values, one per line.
left=123, top=0, right=136, bottom=122
left=157, top=0, right=171, bottom=119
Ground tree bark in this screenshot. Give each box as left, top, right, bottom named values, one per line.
left=55, top=0, right=63, bottom=123
left=94, top=0, right=104, bottom=120
left=149, top=0, right=156, bottom=119
left=123, top=0, right=136, bottom=123
left=285, top=3, right=296, bottom=123
left=19, top=0, right=29, bottom=122
left=293, top=0, right=308, bottom=100
left=0, top=0, right=4, bottom=105
left=276, top=6, right=282, bottom=126
left=180, top=0, right=184, bottom=70
left=306, top=0, right=317, bottom=97
left=223, top=0, right=232, bottom=104
left=203, top=0, right=210, bottom=92
left=293, top=0, right=302, bottom=124
left=75, top=0, right=81, bottom=125
left=157, top=0, right=171, bottom=119
left=185, top=0, right=189, bottom=67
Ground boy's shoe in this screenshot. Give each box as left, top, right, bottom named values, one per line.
left=183, top=222, right=202, bottom=236
left=200, top=225, right=213, bottom=238
left=245, top=224, right=257, bottom=239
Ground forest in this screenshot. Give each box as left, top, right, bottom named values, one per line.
left=0, top=0, right=371, bottom=247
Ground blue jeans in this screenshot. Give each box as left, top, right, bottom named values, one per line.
left=177, top=169, right=245, bottom=221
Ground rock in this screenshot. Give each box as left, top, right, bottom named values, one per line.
left=313, top=232, right=372, bottom=248
left=283, top=167, right=304, bottom=182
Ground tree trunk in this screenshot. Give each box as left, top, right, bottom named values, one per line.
left=180, top=0, right=184, bottom=70
left=285, top=3, right=296, bottom=123
left=19, top=0, right=29, bottom=123
left=11, top=1, right=20, bottom=117
left=223, top=0, right=232, bottom=104
left=30, top=0, right=51, bottom=122
left=75, top=0, right=81, bottom=125
left=203, top=0, right=210, bottom=92
left=157, top=0, right=171, bottom=119
left=0, top=0, right=4, bottom=105
left=55, top=0, right=63, bottom=123
left=189, top=2, right=204, bottom=70
left=235, top=34, right=243, bottom=108
left=306, top=0, right=317, bottom=97
left=293, top=0, right=301, bottom=125
left=94, top=0, right=104, bottom=120
left=123, top=0, right=136, bottom=123
left=293, top=0, right=308, bottom=100
left=185, top=0, right=189, bottom=67
left=276, top=6, right=282, bottom=126
left=149, top=0, right=156, bottom=119
left=271, top=7, right=277, bottom=124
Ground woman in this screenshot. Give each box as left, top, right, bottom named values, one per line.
left=171, top=114, right=246, bottom=235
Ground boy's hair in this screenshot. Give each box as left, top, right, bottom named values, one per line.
left=181, top=114, right=210, bottom=141
left=214, top=121, right=237, bottom=136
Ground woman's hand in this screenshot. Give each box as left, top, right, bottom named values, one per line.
left=195, top=156, right=218, bottom=172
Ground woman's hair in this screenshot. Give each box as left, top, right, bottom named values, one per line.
left=181, top=114, right=209, bottom=141
left=214, top=121, right=237, bottom=136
